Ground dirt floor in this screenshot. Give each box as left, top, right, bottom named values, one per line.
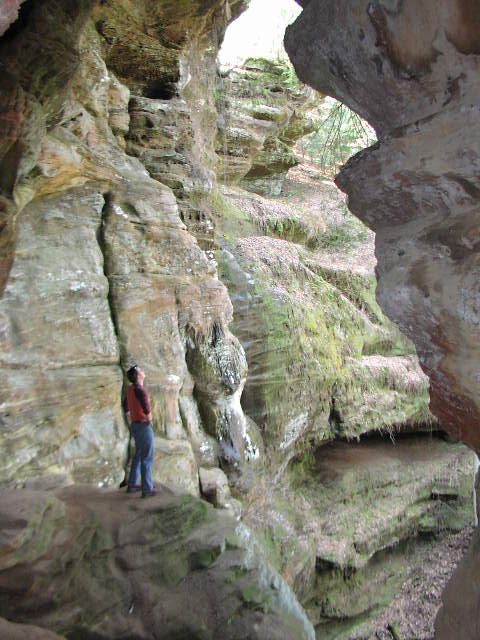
left=349, top=526, right=474, bottom=640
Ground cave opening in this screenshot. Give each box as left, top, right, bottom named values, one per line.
left=143, top=77, right=178, bottom=100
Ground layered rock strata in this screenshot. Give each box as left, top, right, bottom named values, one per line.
left=0, top=0, right=252, bottom=488
left=216, top=58, right=319, bottom=196
left=247, top=435, right=474, bottom=639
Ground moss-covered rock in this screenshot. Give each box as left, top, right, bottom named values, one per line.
left=215, top=188, right=433, bottom=464
left=0, top=486, right=315, bottom=640
left=241, top=436, right=475, bottom=639
left=216, top=58, right=320, bottom=195
left=212, top=164, right=474, bottom=638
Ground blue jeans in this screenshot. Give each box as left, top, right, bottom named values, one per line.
left=128, top=422, right=154, bottom=493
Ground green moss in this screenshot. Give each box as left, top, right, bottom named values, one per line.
left=307, top=537, right=429, bottom=638
left=189, top=545, right=224, bottom=570
left=254, top=522, right=293, bottom=574
left=224, top=566, right=250, bottom=584
left=259, top=214, right=322, bottom=249
left=241, top=583, right=271, bottom=611
left=141, top=496, right=212, bottom=586
left=209, top=189, right=254, bottom=243
left=317, top=216, right=369, bottom=250
left=214, top=186, right=431, bottom=446
left=251, top=306, right=327, bottom=446
left=311, top=269, right=383, bottom=325
left=148, top=495, right=209, bottom=540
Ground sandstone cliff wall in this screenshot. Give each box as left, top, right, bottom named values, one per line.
left=0, top=0, right=252, bottom=489
left=0, top=0, right=479, bottom=637
left=285, top=0, right=480, bottom=453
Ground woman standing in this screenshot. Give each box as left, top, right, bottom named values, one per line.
left=122, top=365, right=157, bottom=498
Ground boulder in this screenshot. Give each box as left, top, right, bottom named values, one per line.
left=153, top=438, right=199, bottom=497
left=199, top=466, right=231, bottom=507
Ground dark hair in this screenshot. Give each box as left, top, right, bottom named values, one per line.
left=126, top=365, right=138, bottom=383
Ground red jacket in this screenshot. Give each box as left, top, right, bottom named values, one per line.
left=123, top=384, right=151, bottom=423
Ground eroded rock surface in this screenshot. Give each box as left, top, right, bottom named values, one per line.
left=0, top=0, right=251, bottom=487
left=216, top=58, right=319, bottom=196
left=233, top=433, right=474, bottom=639
left=213, top=157, right=475, bottom=638
left=0, top=486, right=315, bottom=640
left=285, top=0, right=480, bottom=635
left=0, top=0, right=478, bottom=637
left=0, top=617, right=65, bottom=640
left=285, top=0, right=480, bottom=452
left=216, top=166, right=433, bottom=468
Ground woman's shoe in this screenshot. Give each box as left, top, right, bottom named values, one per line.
left=126, top=484, right=142, bottom=493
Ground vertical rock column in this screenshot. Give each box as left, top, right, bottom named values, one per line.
left=0, top=1, right=129, bottom=487
left=0, top=187, right=124, bottom=485
left=98, top=0, right=255, bottom=472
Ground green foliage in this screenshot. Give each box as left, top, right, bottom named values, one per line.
left=318, top=218, right=369, bottom=250
left=301, top=99, right=376, bottom=177
left=300, top=201, right=370, bottom=251
left=276, top=59, right=302, bottom=91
